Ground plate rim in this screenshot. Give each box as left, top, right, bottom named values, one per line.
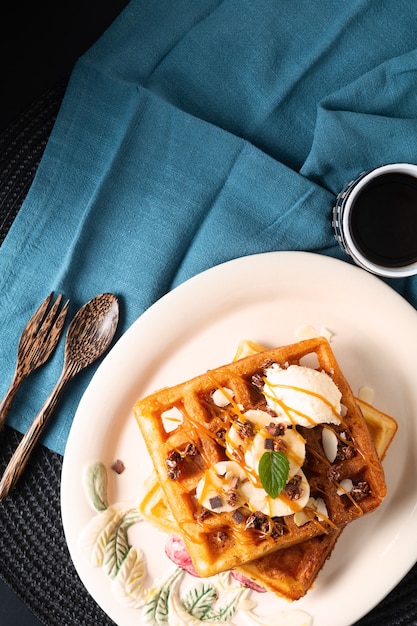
left=61, top=250, right=417, bottom=626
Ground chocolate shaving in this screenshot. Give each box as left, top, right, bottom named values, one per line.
left=209, top=495, right=223, bottom=509
left=230, top=476, right=239, bottom=489
left=226, top=476, right=240, bottom=507
left=111, top=459, right=125, bottom=474
left=232, top=509, right=246, bottom=524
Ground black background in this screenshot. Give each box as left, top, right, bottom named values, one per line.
left=0, top=0, right=129, bottom=134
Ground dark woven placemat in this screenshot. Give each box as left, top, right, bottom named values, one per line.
left=0, top=86, right=415, bottom=626
left=0, top=85, right=66, bottom=243
left=0, top=87, right=115, bottom=626
left=0, top=425, right=115, bottom=626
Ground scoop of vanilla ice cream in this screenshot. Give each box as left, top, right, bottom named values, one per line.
left=263, top=364, right=342, bottom=428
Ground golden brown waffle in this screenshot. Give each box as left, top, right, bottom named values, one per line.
left=134, top=337, right=387, bottom=578
left=232, top=338, right=397, bottom=462
left=140, top=472, right=177, bottom=534
left=235, top=398, right=396, bottom=599
left=139, top=398, right=396, bottom=600
left=357, top=398, right=397, bottom=460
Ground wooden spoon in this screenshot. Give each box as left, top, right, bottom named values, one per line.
left=0, top=292, right=119, bottom=501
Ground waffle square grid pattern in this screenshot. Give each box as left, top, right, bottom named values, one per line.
left=134, top=338, right=387, bottom=580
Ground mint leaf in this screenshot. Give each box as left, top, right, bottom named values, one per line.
left=258, top=451, right=290, bottom=499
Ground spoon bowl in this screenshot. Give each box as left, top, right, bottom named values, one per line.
left=64, top=293, right=119, bottom=373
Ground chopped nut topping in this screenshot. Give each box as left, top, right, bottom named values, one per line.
left=351, top=480, right=371, bottom=501
left=273, top=438, right=288, bottom=453
left=336, top=443, right=356, bottom=462
left=183, top=443, right=198, bottom=457
left=327, top=466, right=341, bottom=482
left=265, top=422, right=287, bottom=437
left=166, top=450, right=183, bottom=480
left=270, top=516, right=286, bottom=538
left=235, top=419, right=255, bottom=439
left=245, top=511, right=285, bottom=537
left=251, top=373, right=264, bottom=392
left=196, top=507, right=212, bottom=522
left=216, top=428, right=226, bottom=441
left=226, top=490, right=239, bottom=507
left=284, top=474, right=303, bottom=500
left=245, top=511, right=271, bottom=534
left=335, top=432, right=355, bottom=461
left=226, top=476, right=240, bottom=507
left=166, top=443, right=199, bottom=480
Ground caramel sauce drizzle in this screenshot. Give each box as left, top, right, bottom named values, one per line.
left=205, top=372, right=246, bottom=421
left=306, top=425, right=365, bottom=516
left=139, top=481, right=158, bottom=510
left=263, top=379, right=342, bottom=426
left=276, top=490, right=306, bottom=514
left=197, top=467, right=221, bottom=504
left=166, top=366, right=367, bottom=529
left=300, top=506, right=336, bottom=533
left=334, top=480, right=364, bottom=515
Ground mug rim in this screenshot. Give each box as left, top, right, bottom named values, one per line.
left=339, top=163, right=417, bottom=278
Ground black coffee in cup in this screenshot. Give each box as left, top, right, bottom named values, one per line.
left=350, top=172, right=417, bottom=267
left=333, top=164, right=417, bottom=278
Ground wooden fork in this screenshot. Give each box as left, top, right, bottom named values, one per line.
left=0, top=293, right=70, bottom=432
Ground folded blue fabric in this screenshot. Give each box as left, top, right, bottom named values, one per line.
left=1, top=0, right=417, bottom=455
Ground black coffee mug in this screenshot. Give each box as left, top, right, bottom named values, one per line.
left=332, top=163, right=417, bottom=278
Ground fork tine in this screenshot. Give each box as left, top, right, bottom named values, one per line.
left=23, top=295, right=70, bottom=369
left=18, top=292, right=54, bottom=347
left=35, top=298, right=70, bottom=363
left=0, top=294, right=69, bottom=433
left=35, top=294, right=64, bottom=343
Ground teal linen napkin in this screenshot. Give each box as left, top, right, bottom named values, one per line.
left=1, top=0, right=417, bottom=455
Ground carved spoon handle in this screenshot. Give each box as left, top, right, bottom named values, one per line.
left=0, top=366, right=75, bottom=501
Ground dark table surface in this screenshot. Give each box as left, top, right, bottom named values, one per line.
left=0, top=3, right=417, bottom=625
left=0, top=2, right=128, bottom=624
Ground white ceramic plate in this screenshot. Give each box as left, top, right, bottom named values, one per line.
left=61, top=251, right=417, bottom=626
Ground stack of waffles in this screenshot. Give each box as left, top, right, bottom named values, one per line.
left=134, top=337, right=396, bottom=600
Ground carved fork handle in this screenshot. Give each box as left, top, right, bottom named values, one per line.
left=0, top=368, right=73, bottom=501
left=0, top=370, right=26, bottom=433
